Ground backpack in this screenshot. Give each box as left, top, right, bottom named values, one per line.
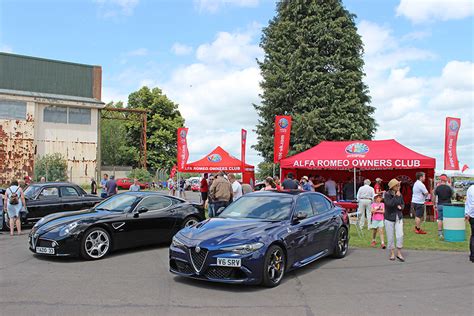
left=9, top=187, right=20, bottom=205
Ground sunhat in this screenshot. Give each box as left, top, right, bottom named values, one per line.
left=388, top=179, right=400, bottom=189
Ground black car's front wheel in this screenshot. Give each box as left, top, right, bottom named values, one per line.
left=262, top=245, right=286, bottom=287
left=332, top=227, right=349, bottom=259
left=81, top=227, right=111, bottom=260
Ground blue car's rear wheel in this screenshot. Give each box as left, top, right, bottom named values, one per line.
left=262, top=245, right=286, bottom=287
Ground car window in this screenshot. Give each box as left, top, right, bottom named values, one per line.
left=39, top=187, right=59, bottom=199
left=310, top=194, right=332, bottom=215
left=60, top=186, right=79, bottom=197
left=138, top=196, right=173, bottom=211
left=219, top=196, right=294, bottom=220
left=295, top=196, right=314, bottom=218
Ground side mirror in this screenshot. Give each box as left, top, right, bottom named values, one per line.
left=294, top=211, right=308, bottom=222
left=137, top=207, right=148, bottom=214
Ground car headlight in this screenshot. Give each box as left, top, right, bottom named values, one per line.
left=172, top=236, right=185, bottom=248
left=221, top=242, right=264, bottom=254
left=59, top=222, right=78, bottom=236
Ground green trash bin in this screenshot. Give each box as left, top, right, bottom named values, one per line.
left=443, top=204, right=465, bottom=242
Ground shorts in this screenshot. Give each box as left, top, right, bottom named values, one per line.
left=437, top=204, right=444, bottom=220
left=413, top=203, right=425, bottom=218
left=201, top=192, right=208, bottom=202
left=370, top=220, right=384, bottom=229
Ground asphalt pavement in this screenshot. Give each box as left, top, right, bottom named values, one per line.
left=0, top=191, right=473, bottom=315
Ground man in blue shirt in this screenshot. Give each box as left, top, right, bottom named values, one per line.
left=100, top=174, right=108, bottom=198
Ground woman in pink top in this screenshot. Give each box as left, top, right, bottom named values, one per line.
left=370, top=194, right=386, bottom=249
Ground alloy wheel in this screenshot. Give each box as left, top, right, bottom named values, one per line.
left=183, top=217, right=199, bottom=228
left=267, top=248, right=285, bottom=284
left=338, top=228, right=348, bottom=256
left=84, top=230, right=110, bottom=259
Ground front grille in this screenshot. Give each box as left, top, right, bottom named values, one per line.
left=189, top=247, right=208, bottom=272
left=173, top=260, right=194, bottom=274
left=205, top=267, right=234, bottom=279
left=37, top=239, right=54, bottom=248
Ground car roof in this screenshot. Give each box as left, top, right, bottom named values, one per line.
left=245, top=190, right=308, bottom=197
left=28, top=182, right=80, bottom=187
left=118, top=191, right=187, bottom=201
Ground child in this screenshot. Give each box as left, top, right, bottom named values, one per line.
left=370, top=194, right=386, bottom=249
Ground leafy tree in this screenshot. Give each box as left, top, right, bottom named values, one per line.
left=101, top=101, right=137, bottom=166
left=254, top=0, right=376, bottom=161
left=126, top=87, right=185, bottom=171
left=128, top=168, right=153, bottom=182
left=256, top=161, right=275, bottom=180
left=34, top=153, right=67, bottom=181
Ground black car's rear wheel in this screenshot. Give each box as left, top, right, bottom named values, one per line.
left=262, top=245, right=286, bottom=287
left=332, top=227, right=348, bottom=258
left=182, top=216, right=200, bottom=228
left=81, top=227, right=111, bottom=260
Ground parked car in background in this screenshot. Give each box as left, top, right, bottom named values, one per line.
left=116, top=178, right=149, bottom=190
left=170, top=191, right=349, bottom=287
left=29, top=192, right=205, bottom=260
left=2, top=182, right=102, bottom=230
left=253, top=181, right=265, bottom=191
left=191, top=179, right=200, bottom=192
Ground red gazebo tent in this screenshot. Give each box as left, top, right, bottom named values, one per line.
left=280, top=140, right=436, bottom=212
left=183, top=146, right=255, bottom=185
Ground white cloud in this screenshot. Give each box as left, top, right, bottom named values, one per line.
left=196, top=30, right=263, bottom=66
left=194, top=0, right=259, bottom=13
left=171, top=43, right=193, bottom=56
left=94, top=0, right=139, bottom=18
left=396, top=0, right=474, bottom=23
left=360, top=20, right=474, bottom=170
left=126, top=48, right=149, bottom=56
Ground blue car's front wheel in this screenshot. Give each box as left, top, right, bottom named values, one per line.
left=262, top=245, right=286, bottom=287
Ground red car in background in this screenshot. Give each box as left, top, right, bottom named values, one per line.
left=191, top=181, right=200, bottom=192
left=116, top=178, right=149, bottom=190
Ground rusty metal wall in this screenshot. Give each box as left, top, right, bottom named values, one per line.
left=0, top=117, right=35, bottom=185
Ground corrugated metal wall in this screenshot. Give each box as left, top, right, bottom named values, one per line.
left=0, top=53, right=94, bottom=98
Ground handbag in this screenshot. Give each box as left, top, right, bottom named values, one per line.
left=20, top=206, right=29, bottom=220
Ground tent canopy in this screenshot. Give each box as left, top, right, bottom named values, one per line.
left=280, top=139, right=436, bottom=170
left=184, top=146, right=254, bottom=173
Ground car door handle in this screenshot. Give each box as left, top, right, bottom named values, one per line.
left=169, top=209, right=176, bottom=213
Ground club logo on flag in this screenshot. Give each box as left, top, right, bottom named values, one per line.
left=449, top=120, right=459, bottom=132
left=207, top=154, right=222, bottom=163
left=179, top=129, right=187, bottom=139
left=278, top=118, right=289, bottom=129
left=345, top=143, right=369, bottom=156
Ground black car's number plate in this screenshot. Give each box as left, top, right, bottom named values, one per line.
left=36, top=247, right=55, bottom=255
left=217, top=258, right=241, bottom=267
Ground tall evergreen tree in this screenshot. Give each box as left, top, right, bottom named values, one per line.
left=254, top=0, right=376, bottom=162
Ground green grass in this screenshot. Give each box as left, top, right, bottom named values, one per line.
left=349, top=218, right=470, bottom=252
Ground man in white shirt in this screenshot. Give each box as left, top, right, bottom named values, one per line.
left=357, top=179, right=375, bottom=230
left=324, top=178, right=337, bottom=201
left=465, top=185, right=474, bottom=263
left=412, top=172, right=429, bottom=234
left=228, top=174, right=242, bottom=202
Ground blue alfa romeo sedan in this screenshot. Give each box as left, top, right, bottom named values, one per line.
left=169, top=191, right=349, bottom=287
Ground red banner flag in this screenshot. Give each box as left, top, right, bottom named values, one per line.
left=273, top=115, right=292, bottom=163
left=444, top=117, right=461, bottom=170
left=462, top=164, right=469, bottom=173
left=170, top=165, right=177, bottom=179
left=177, top=127, right=189, bottom=172
left=241, top=129, right=247, bottom=172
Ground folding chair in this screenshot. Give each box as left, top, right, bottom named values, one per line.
left=348, top=210, right=363, bottom=237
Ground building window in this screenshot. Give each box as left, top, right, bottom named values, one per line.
left=0, top=100, right=27, bottom=120
left=44, top=106, right=67, bottom=123
left=68, top=107, right=91, bottom=125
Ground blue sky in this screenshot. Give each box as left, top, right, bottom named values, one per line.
left=1, top=0, right=473, bottom=173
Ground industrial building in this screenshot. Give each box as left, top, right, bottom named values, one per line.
left=0, top=53, right=105, bottom=185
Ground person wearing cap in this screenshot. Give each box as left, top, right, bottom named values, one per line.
left=370, top=193, right=386, bottom=248
left=357, top=179, right=375, bottom=230
left=384, top=179, right=405, bottom=262
left=301, top=176, right=312, bottom=191
left=374, top=178, right=383, bottom=195
left=434, top=174, right=454, bottom=240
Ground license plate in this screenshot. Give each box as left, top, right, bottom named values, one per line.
left=36, top=247, right=55, bottom=255
left=216, top=258, right=241, bottom=267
